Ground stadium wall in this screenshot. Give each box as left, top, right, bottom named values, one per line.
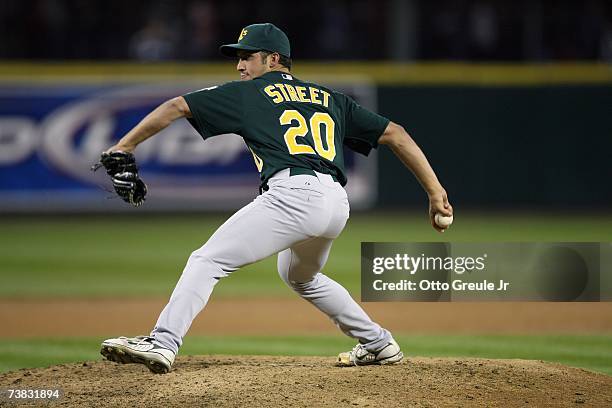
left=0, top=62, right=609, bottom=211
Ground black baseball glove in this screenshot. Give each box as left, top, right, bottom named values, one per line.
left=92, top=151, right=147, bottom=207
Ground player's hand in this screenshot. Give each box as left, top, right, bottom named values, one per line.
left=428, top=189, right=453, bottom=233
left=105, top=143, right=136, bottom=154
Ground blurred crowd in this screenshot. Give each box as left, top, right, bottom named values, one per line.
left=1, top=0, right=611, bottom=61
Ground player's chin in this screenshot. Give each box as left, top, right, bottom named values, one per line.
left=240, top=74, right=251, bottom=81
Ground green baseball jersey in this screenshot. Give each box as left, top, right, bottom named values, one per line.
left=183, top=71, right=389, bottom=188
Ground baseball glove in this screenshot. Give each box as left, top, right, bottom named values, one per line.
left=92, top=151, right=147, bottom=207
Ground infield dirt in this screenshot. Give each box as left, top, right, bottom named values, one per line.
left=2, top=300, right=612, bottom=406
left=2, top=356, right=611, bottom=407
left=2, top=299, right=612, bottom=337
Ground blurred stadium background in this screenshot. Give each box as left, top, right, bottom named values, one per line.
left=0, top=0, right=611, bottom=375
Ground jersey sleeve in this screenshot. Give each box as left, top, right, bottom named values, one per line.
left=182, top=82, right=243, bottom=139
left=343, top=95, right=390, bottom=156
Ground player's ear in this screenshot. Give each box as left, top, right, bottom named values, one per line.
left=268, top=52, right=280, bottom=68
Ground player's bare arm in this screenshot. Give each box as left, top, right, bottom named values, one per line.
left=378, top=121, right=453, bottom=232
left=107, top=96, right=191, bottom=153
left=92, top=97, right=191, bottom=207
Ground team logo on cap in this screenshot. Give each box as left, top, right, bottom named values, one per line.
left=238, top=29, right=248, bottom=41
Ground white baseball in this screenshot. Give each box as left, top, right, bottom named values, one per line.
left=435, top=213, right=453, bottom=228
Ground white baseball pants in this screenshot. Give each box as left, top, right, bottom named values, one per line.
left=151, top=169, right=392, bottom=354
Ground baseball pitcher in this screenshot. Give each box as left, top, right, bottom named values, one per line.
left=98, top=23, right=453, bottom=373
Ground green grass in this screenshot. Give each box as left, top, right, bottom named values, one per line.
left=1, top=334, right=611, bottom=376
left=2, top=215, right=610, bottom=376
left=1, top=212, right=611, bottom=298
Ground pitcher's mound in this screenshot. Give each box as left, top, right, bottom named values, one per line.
left=2, top=356, right=611, bottom=407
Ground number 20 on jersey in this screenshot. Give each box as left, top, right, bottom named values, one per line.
left=280, top=110, right=336, bottom=161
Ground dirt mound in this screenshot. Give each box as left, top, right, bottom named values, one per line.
left=1, top=356, right=611, bottom=407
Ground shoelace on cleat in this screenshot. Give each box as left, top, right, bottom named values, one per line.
left=351, top=344, right=371, bottom=360
left=124, top=336, right=155, bottom=347
left=135, top=336, right=154, bottom=346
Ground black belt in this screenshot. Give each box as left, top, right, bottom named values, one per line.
left=259, top=168, right=339, bottom=194
left=289, top=167, right=339, bottom=182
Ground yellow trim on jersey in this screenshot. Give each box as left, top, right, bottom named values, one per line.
left=248, top=147, right=264, bottom=172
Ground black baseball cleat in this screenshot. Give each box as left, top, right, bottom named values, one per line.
left=337, top=339, right=404, bottom=366
left=101, top=336, right=175, bottom=374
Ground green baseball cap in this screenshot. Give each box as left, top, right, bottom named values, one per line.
left=219, top=23, right=291, bottom=58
